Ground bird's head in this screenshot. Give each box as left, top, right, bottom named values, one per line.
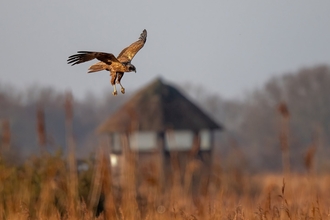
left=128, top=64, right=136, bottom=73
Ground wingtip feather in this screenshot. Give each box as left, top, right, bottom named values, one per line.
left=140, top=29, right=147, bottom=42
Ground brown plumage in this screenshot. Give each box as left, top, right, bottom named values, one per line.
left=67, top=29, right=147, bottom=95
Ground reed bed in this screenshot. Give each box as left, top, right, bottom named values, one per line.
left=1, top=151, right=330, bottom=220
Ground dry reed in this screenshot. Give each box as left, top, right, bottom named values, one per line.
left=277, top=101, right=291, bottom=176
left=64, top=91, right=78, bottom=219
left=36, top=105, right=47, bottom=151
left=1, top=119, right=11, bottom=152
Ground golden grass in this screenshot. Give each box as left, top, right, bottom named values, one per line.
left=1, top=151, right=330, bottom=220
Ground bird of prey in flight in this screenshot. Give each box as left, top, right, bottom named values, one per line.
left=67, top=29, right=147, bottom=95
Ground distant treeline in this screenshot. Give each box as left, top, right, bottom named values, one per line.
left=183, top=64, right=330, bottom=172
left=0, top=84, right=129, bottom=159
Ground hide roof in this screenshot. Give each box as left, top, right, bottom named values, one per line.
left=97, top=78, right=222, bottom=133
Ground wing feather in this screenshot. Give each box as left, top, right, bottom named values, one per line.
left=117, top=29, right=147, bottom=63
left=67, top=51, right=119, bottom=66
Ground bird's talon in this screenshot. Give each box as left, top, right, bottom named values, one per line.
left=121, top=88, right=125, bottom=94
left=112, top=91, right=118, bottom=96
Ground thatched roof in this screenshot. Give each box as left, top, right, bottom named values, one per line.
left=97, top=78, right=222, bottom=133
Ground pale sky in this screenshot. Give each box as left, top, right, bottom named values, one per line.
left=1, top=1, right=330, bottom=100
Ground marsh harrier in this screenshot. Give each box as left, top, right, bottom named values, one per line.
left=67, top=29, right=147, bottom=95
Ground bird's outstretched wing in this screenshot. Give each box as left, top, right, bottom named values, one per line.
left=67, top=51, right=119, bottom=66
left=117, top=29, right=147, bottom=63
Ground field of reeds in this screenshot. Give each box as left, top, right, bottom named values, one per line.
left=1, top=149, right=330, bottom=220
left=1, top=96, right=330, bottom=220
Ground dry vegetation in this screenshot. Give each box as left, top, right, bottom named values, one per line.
left=1, top=149, right=330, bottom=220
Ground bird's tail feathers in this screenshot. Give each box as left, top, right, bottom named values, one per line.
left=88, top=62, right=107, bottom=73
